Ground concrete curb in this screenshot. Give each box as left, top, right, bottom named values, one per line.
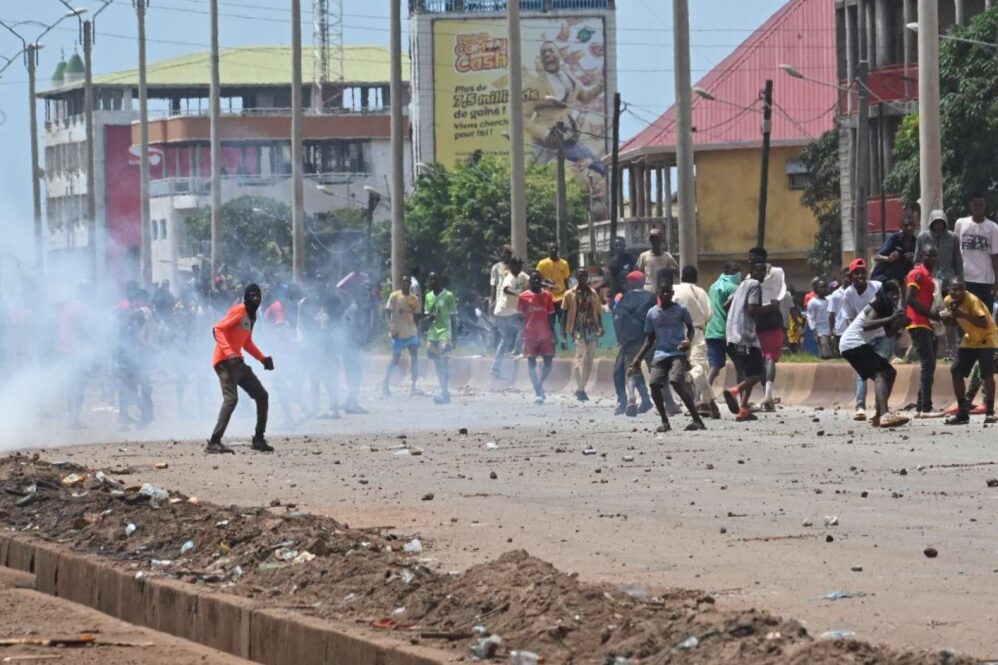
left=0, top=532, right=451, bottom=665
left=372, top=356, right=959, bottom=408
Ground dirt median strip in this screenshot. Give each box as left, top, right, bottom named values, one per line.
left=0, top=454, right=976, bottom=664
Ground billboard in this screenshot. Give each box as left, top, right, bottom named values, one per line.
left=433, top=16, right=609, bottom=217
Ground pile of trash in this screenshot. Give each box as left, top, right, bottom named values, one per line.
left=0, top=455, right=973, bottom=664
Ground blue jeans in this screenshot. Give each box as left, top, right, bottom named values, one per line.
left=614, top=341, right=651, bottom=408
left=492, top=315, right=522, bottom=373
left=856, top=336, right=895, bottom=408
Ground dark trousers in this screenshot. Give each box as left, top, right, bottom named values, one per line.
left=211, top=359, right=268, bottom=442
left=967, top=282, right=995, bottom=313
left=613, top=341, right=651, bottom=408
left=909, top=327, right=937, bottom=411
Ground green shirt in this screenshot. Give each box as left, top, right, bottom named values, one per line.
left=424, top=289, right=456, bottom=342
left=706, top=273, right=741, bottom=340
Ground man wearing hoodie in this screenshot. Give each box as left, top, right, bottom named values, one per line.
left=207, top=284, right=275, bottom=454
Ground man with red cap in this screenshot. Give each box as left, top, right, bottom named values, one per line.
left=612, top=270, right=657, bottom=415
left=206, top=283, right=275, bottom=453
left=838, top=258, right=886, bottom=421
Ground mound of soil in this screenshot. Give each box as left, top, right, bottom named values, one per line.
left=0, top=455, right=968, bottom=664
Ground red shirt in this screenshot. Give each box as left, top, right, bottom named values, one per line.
left=905, top=263, right=935, bottom=330
left=803, top=291, right=816, bottom=307
left=518, top=289, right=554, bottom=341
left=211, top=304, right=266, bottom=367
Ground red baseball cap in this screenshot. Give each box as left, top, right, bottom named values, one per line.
left=626, top=270, right=645, bottom=282
left=849, top=258, right=867, bottom=273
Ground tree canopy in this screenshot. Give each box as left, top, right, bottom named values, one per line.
left=800, top=129, right=842, bottom=277
left=885, top=8, right=998, bottom=218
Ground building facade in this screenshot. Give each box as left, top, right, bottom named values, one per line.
left=40, top=46, right=412, bottom=286
left=835, top=0, right=992, bottom=254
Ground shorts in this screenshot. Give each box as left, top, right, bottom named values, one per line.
left=427, top=339, right=452, bottom=359
left=523, top=335, right=555, bottom=358
left=951, top=347, right=996, bottom=378
left=841, top=345, right=893, bottom=381
left=758, top=328, right=784, bottom=361
left=647, top=355, right=691, bottom=387
left=706, top=338, right=727, bottom=369
left=391, top=335, right=420, bottom=354
left=726, top=343, right=764, bottom=378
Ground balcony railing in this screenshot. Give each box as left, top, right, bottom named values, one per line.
left=149, top=171, right=369, bottom=197
left=146, top=106, right=392, bottom=119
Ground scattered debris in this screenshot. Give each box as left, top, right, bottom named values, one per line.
left=924, top=547, right=938, bottom=559
left=815, top=590, right=868, bottom=601
left=403, top=538, right=423, bottom=554
left=421, top=493, right=435, bottom=501
left=677, top=635, right=699, bottom=650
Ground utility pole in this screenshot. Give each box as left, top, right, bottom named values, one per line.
left=877, top=102, right=887, bottom=242
left=855, top=60, right=870, bottom=260
left=672, top=0, right=697, bottom=269
left=389, top=0, right=405, bottom=288
left=608, top=92, right=621, bottom=258
left=917, top=0, right=943, bottom=229
left=507, top=0, right=527, bottom=259
left=27, top=44, right=43, bottom=273
left=554, top=123, right=567, bottom=258
left=83, top=19, right=97, bottom=280
left=136, top=0, right=152, bottom=287
left=209, top=0, right=222, bottom=281
left=757, top=79, right=773, bottom=248
left=291, top=0, right=306, bottom=282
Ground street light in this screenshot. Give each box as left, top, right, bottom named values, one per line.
left=906, top=22, right=998, bottom=49
left=778, top=63, right=852, bottom=91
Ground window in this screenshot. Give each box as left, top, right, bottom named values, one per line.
left=785, top=160, right=810, bottom=191
left=151, top=219, right=159, bottom=240
left=160, top=219, right=168, bottom=239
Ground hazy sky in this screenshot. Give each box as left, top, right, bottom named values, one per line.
left=0, top=0, right=786, bottom=255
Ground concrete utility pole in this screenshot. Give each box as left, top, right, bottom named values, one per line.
left=507, top=0, right=527, bottom=259
left=209, top=0, right=222, bottom=280
left=291, top=0, right=306, bottom=282
left=136, top=0, right=152, bottom=287
left=855, top=60, right=870, bottom=259
left=672, top=0, right=697, bottom=268
left=554, top=123, right=568, bottom=258
left=27, top=45, right=43, bottom=272
left=757, top=79, right=773, bottom=248
left=917, top=0, right=943, bottom=229
left=608, top=92, right=621, bottom=256
left=83, top=19, right=97, bottom=280
left=389, top=0, right=406, bottom=288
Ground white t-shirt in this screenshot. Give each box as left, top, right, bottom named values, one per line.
left=672, top=282, right=712, bottom=330
left=840, top=281, right=882, bottom=324
left=494, top=272, right=530, bottom=317
left=839, top=305, right=887, bottom=353
left=827, top=287, right=848, bottom=335
left=954, top=217, right=998, bottom=284
left=637, top=250, right=679, bottom=290
left=490, top=261, right=507, bottom=302
left=725, top=278, right=763, bottom=347
left=806, top=297, right=831, bottom=336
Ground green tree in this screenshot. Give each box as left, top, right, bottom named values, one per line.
left=800, top=129, right=842, bottom=277
left=186, top=196, right=292, bottom=281
left=884, top=8, right=998, bottom=218
left=399, top=155, right=587, bottom=301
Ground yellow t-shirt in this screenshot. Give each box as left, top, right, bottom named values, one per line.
left=536, top=257, right=571, bottom=303
left=385, top=290, right=421, bottom=339
left=944, top=292, right=998, bottom=348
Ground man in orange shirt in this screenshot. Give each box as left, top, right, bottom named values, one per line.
left=207, top=284, right=275, bottom=454
left=905, top=245, right=943, bottom=418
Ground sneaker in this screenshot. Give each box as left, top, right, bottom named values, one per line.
left=685, top=421, right=707, bottom=431
left=945, top=412, right=970, bottom=426
left=614, top=405, right=627, bottom=416
left=722, top=388, right=740, bottom=415
left=205, top=439, right=235, bottom=455
left=318, top=410, right=341, bottom=419
left=656, top=421, right=672, bottom=433
left=434, top=394, right=451, bottom=405
left=575, top=390, right=589, bottom=402
left=625, top=403, right=638, bottom=417
left=695, top=403, right=712, bottom=417
left=637, top=401, right=654, bottom=414
left=735, top=409, right=757, bottom=422
left=878, top=414, right=910, bottom=428
left=251, top=437, right=274, bottom=452
left=915, top=410, right=945, bottom=419
left=985, top=414, right=996, bottom=425
left=344, top=405, right=368, bottom=415
left=762, top=400, right=776, bottom=413
left=534, top=395, right=545, bottom=405
left=854, top=408, right=867, bottom=422
left=709, top=401, right=722, bottom=420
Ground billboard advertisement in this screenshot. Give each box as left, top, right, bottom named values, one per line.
left=433, top=16, right=608, bottom=217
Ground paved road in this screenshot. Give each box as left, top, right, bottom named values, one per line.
left=21, top=388, right=998, bottom=660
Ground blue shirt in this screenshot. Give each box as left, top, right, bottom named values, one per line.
left=644, top=303, right=692, bottom=360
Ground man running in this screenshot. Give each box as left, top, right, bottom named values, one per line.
left=612, top=270, right=656, bottom=416
left=722, top=261, right=768, bottom=422
left=564, top=268, right=604, bottom=401
left=838, top=282, right=908, bottom=428
left=941, top=277, right=998, bottom=425
left=207, top=283, right=275, bottom=454
left=905, top=245, right=943, bottom=418
left=630, top=270, right=707, bottom=433
left=382, top=275, right=422, bottom=397
left=706, top=262, right=741, bottom=388
left=673, top=265, right=720, bottom=418
left=839, top=259, right=884, bottom=421
left=748, top=247, right=786, bottom=412
left=424, top=272, right=456, bottom=405
left=491, top=257, right=529, bottom=379
left=519, top=271, right=557, bottom=404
